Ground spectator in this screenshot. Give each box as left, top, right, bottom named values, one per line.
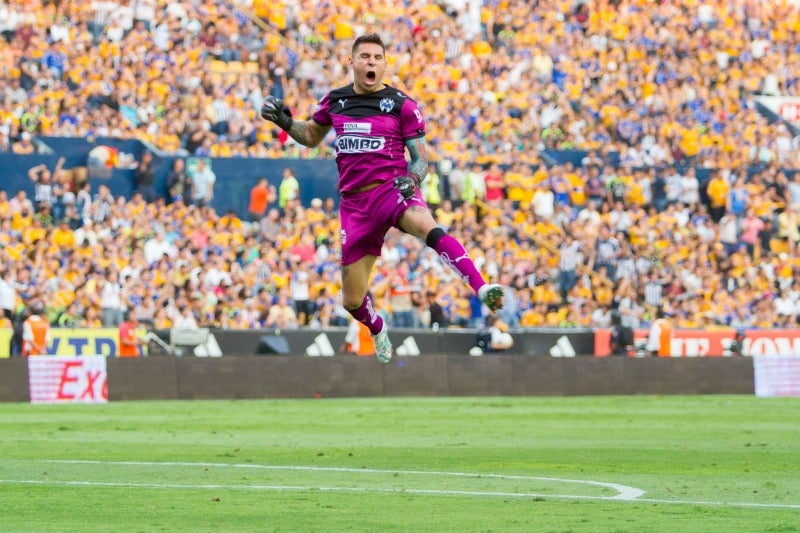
left=609, top=311, right=634, bottom=356
left=118, top=310, right=144, bottom=357
left=263, top=293, right=298, bottom=329
left=422, top=163, right=442, bottom=212
left=8, top=190, right=33, bottom=216
left=22, top=302, right=50, bottom=356
left=28, top=159, right=62, bottom=210
left=289, top=261, right=313, bottom=326
left=248, top=177, right=274, bottom=221
left=476, top=315, right=514, bottom=353
left=173, top=304, right=199, bottom=330
left=12, top=132, right=35, bottom=154
left=777, top=205, right=800, bottom=252
left=706, top=171, right=730, bottom=223
left=739, top=209, right=765, bottom=257
left=134, top=151, right=157, bottom=203
left=278, top=167, right=299, bottom=214
left=166, top=158, right=192, bottom=204
left=100, top=270, right=124, bottom=327
left=191, top=158, right=216, bottom=207
left=387, top=262, right=417, bottom=329
left=558, top=233, right=581, bottom=300
left=727, top=176, right=749, bottom=219
left=426, top=290, right=449, bottom=330
left=4, top=77, right=27, bottom=105
left=646, top=308, right=674, bottom=358
left=143, top=231, right=178, bottom=265
left=258, top=207, right=281, bottom=243
left=483, top=163, right=505, bottom=205
left=0, top=268, right=17, bottom=322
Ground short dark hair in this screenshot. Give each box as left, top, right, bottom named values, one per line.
left=352, top=33, right=385, bottom=55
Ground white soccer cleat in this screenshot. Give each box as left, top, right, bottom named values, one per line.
left=372, top=323, right=393, bottom=363
left=478, top=284, right=505, bottom=312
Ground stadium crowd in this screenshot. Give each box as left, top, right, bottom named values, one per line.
left=2, top=0, right=800, bottom=336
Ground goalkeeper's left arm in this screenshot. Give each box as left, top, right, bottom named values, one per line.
left=394, top=137, right=428, bottom=199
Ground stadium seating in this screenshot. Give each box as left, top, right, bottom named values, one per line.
left=0, top=0, right=798, bottom=332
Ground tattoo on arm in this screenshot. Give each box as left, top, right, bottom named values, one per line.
left=341, top=264, right=350, bottom=283
left=405, top=138, right=428, bottom=180
left=287, top=120, right=331, bottom=148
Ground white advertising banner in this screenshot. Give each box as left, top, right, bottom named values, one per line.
left=28, top=356, right=108, bottom=404
left=753, top=356, right=800, bottom=398
left=756, top=95, right=800, bottom=125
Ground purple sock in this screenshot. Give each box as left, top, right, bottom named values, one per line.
left=433, top=234, right=485, bottom=294
left=348, top=294, right=383, bottom=335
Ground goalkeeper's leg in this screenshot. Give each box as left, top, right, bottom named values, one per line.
left=398, top=206, right=504, bottom=311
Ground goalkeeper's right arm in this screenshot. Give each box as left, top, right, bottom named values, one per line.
left=260, top=96, right=330, bottom=148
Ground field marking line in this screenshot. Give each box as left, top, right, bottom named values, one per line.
left=2, top=478, right=799, bottom=510
left=39, top=459, right=643, bottom=500
left=0, top=479, right=634, bottom=502
left=3, top=459, right=799, bottom=510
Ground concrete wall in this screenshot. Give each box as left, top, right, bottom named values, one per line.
left=0, top=356, right=755, bottom=402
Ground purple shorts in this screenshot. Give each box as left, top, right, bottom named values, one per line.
left=339, top=179, right=427, bottom=266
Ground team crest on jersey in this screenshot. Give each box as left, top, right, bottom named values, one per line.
left=379, top=97, right=395, bottom=113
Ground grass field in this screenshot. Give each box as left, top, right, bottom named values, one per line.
left=0, top=396, right=798, bottom=532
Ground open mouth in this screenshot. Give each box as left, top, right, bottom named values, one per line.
left=365, top=71, right=376, bottom=83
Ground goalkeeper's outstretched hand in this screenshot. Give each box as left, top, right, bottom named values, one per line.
left=260, top=95, right=293, bottom=131
left=393, top=173, right=421, bottom=200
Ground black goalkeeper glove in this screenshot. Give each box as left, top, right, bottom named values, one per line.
left=260, top=95, right=294, bottom=131
left=393, top=173, right=422, bottom=200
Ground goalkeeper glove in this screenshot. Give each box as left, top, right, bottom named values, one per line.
left=260, top=95, right=293, bottom=131
left=393, top=173, right=422, bottom=200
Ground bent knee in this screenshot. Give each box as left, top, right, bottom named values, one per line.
left=399, top=205, right=437, bottom=238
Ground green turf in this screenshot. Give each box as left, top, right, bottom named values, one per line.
left=0, top=396, right=798, bottom=532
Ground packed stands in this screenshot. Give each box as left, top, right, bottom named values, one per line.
left=1, top=0, right=800, bottom=338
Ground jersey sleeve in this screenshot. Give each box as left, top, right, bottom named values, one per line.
left=311, top=92, right=332, bottom=126
left=400, top=97, right=426, bottom=141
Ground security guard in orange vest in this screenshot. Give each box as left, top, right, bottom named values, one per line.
left=646, top=307, right=674, bottom=357
left=341, top=317, right=375, bottom=356
left=22, top=303, right=50, bottom=356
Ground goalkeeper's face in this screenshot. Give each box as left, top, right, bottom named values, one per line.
left=350, top=42, right=387, bottom=94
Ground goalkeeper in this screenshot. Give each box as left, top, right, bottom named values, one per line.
left=261, top=33, right=504, bottom=363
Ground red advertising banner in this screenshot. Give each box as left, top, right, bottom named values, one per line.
left=595, top=329, right=800, bottom=357
left=28, top=356, right=108, bottom=404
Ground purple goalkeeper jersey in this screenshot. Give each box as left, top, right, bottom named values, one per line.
left=311, top=84, right=426, bottom=193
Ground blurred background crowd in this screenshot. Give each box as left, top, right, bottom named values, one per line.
left=2, top=0, right=800, bottom=334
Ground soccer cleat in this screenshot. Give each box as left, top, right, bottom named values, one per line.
left=479, top=284, right=505, bottom=312
left=372, top=323, right=393, bottom=363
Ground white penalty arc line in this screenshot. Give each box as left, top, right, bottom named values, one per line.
left=0, top=479, right=631, bottom=502
left=4, top=460, right=800, bottom=510
left=39, top=459, right=643, bottom=501
left=2, top=479, right=800, bottom=510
